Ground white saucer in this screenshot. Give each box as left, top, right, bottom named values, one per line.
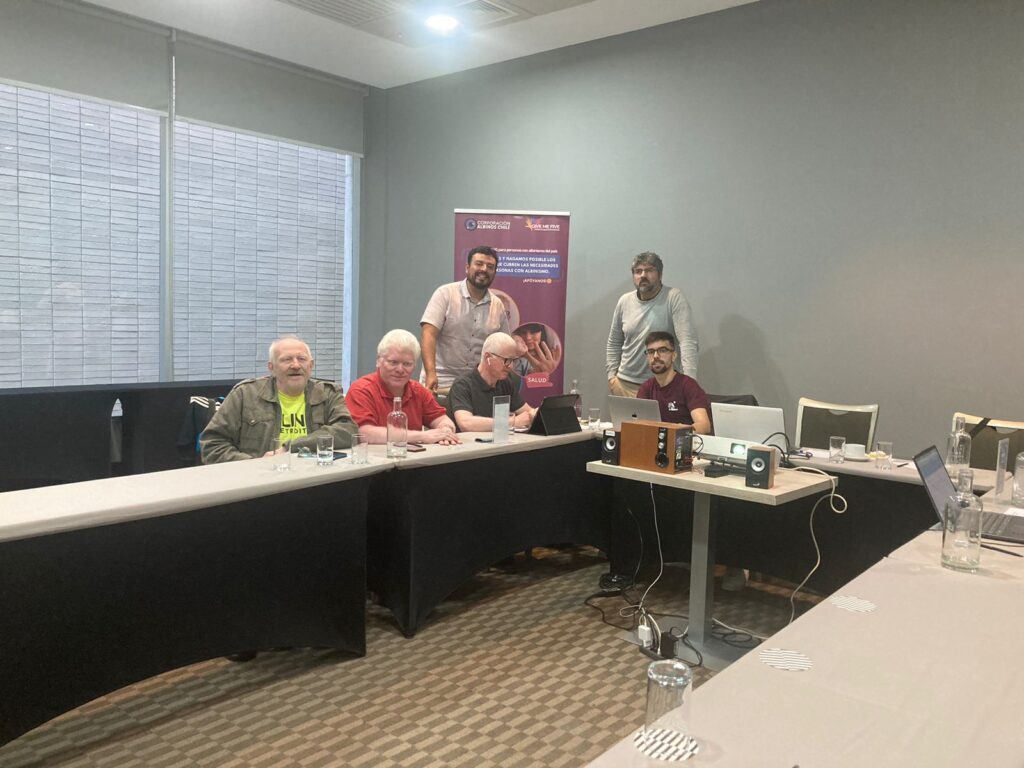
left=844, top=455, right=870, bottom=462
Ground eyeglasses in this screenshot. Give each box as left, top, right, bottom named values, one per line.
left=489, top=353, right=517, bottom=368
left=644, top=347, right=674, bottom=358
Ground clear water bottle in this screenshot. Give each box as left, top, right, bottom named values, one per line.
left=945, top=414, right=972, bottom=477
left=570, top=379, right=582, bottom=420
left=386, top=396, right=408, bottom=458
left=942, top=468, right=982, bottom=572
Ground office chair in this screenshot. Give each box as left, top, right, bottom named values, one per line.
left=176, top=395, right=223, bottom=465
left=795, top=397, right=878, bottom=451
left=707, top=393, right=759, bottom=407
left=953, top=412, right=1024, bottom=471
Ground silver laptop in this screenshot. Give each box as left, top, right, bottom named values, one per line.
left=710, top=402, right=788, bottom=453
left=913, top=445, right=1024, bottom=544
left=608, top=395, right=662, bottom=430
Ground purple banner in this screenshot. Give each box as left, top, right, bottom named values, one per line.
left=454, top=210, right=570, bottom=407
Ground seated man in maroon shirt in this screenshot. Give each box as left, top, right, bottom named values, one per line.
left=635, top=331, right=712, bottom=434
left=346, top=329, right=460, bottom=445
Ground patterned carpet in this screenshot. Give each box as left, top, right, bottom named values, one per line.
left=0, top=549, right=818, bottom=768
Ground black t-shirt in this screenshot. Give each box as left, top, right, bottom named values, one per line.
left=446, top=369, right=525, bottom=430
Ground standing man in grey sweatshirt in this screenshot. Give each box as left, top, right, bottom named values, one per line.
left=606, top=251, right=698, bottom=397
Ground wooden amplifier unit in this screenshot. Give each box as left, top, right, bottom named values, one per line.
left=619, top=419, right=694, bottom=474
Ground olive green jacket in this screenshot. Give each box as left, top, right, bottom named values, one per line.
left=200, top=376, right=356, bottom=464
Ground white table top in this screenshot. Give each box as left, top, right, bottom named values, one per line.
left=0, top=455, right=391, bottom=544
left=0, top=430, right=602, bottom=544
left=790, top=450, right=1006, bottom=492
left=587, top=460, right=834, bottom=506
left=379, top=428, right=601, bottom=469
left=588, top=530, right=1024, bottom=767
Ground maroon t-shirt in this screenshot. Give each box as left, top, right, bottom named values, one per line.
left=636, top=374, right=713, bottom=432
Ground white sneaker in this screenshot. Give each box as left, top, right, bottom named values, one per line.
left=721, top=567, right=748, bottom=592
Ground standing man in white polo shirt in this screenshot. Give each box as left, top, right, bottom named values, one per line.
left=606, top=251, right=698, bottom=397
left=420, top=245, right=510, bottom=393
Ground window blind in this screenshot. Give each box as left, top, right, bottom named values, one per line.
left=0, top=82, right=161, bottom=388
left=172, top=121, right=349, bottom=383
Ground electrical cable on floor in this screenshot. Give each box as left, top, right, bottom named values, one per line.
left=712, top=617, right=768, bottom=642
left=788, top=466, right=847, bottom=624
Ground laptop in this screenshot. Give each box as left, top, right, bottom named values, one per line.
left=913, top=445, right=1024, bottom=544
left=528, top=393, right=583, bottom=436
left=608, top=395, right=663, bottom=430
left=710, top=402, right=788, bottom=453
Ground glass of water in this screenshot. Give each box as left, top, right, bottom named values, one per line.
left=588, top=408, right=601, bottom=431
left=272, top=439, right=291, bottom=472
left=350, top=434, right=369, bottom=465
left=875, top=441, right=893, bottom=470
left=316, top=435, right=334, bottom=466
left=642, top=659, right=696, bottom=752
left=829, top=435, right=846, bottom=464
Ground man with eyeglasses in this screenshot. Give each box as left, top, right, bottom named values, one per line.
left=201, top=335, right=357, bottom=463
left=636, top=332, right=712, bottom=434
left=606, top=251, right=698, bottom=397
left=420, top=246, right=511, bottom=394
left=447, top=332, right=536, bottom=432
left=346, top=329, right=460, bottom=445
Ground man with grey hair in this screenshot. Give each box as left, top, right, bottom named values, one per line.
left=606, top=251, right=698, bottom=397
left=201, top=335, right=356, bottom=463
left=447, top=332, right=536, bottom=432
left=346, top=329, right=460, bottom=445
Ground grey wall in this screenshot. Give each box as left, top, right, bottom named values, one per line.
left=360, top=0, right=1024, bottom=455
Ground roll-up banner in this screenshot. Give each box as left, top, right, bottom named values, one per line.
left=454, top=209, right=570, bottom=407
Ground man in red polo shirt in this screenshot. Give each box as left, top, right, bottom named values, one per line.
left=346, top=329, right=460, bottom=445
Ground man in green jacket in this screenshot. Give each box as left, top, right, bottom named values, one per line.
left=201, top=336, right=357, bottom=463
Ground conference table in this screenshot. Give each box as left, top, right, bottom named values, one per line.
left=587, top=526, right=1024, bottom=766
left=365, top=430, right=608, bottom=636
left=587, top=460, right=833, bottom=670
left=790, top=448, right=1006, bottom=492
left=0, top=454, right=383, bottom=746
left=0, top=429, right=609, bottom=746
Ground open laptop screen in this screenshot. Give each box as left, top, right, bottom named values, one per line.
left=914, top=445, right=957, bottom=523
left=710, top=402, right=787, bottom=452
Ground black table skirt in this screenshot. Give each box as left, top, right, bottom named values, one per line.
left=609, top=471, right=936, bottom=593
left=0, top=477, right=369, bottom=746
left=368, top=439, right=611, bottom=636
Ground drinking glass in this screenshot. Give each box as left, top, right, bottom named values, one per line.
left=1013, top=452, right=1024, bottom=507
left=642, top=659, right=695, bottom=748
left=875, top=440, right=893, bottom=470
left=493, top=395, right=511, bottom=444
left=588, top=408, right=601, bottom=431
left=829, top=436, right=846, bottom=464
left=316, top=435, right=334, bottom=466
left=351, top=434, right=369, bottom=465
left=272, top=439, right=291, bottom=472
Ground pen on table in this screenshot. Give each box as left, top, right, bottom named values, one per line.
left=981, top=543, right=1024, bottom=558
left=895, top=462, right=909, bottom=468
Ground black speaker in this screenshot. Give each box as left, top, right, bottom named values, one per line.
left=745, top=445, right=776, bottom=488
left=602, top=429, right=620, bottom=465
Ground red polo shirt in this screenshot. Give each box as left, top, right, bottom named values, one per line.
left=345, top=371, right=447, bottom=430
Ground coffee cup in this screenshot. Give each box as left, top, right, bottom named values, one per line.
left=846, top=443, right=866, bottom=459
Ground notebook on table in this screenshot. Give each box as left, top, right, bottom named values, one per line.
left=913, top=445, right=1024, bottom=544
left=608, top=395, right=662, bottom=430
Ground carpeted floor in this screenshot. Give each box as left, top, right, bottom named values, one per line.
left=0, top=548, right=818, bottom=768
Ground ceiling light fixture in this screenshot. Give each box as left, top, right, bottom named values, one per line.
left=425, top=14, right=459, bottom=33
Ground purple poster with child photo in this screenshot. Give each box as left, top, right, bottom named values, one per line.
left=454, top=209, right=570, bottom=407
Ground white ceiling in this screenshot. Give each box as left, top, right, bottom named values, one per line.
left=83, top=0, right=756, bottom=89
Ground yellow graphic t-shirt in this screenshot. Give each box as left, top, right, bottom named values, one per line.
left=278, top=391, right=308, bottom=445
